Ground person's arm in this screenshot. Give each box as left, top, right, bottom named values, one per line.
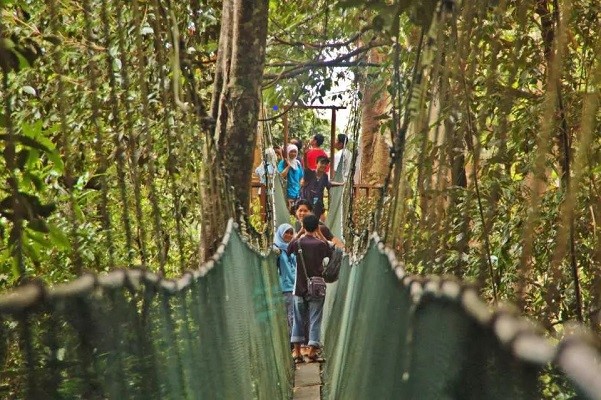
left=287, top=239, right=298, bottom=256
left=294, top=227, right=306, bottom=240
left=331, top=236, right=345, bottom=249
left=315, top=228, right=328, bottom=243
left=320, top=224, right=345, bottom=249
left=278, top=160, right=290, bottom=178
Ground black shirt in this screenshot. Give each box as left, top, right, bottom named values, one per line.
left=288, top=235, right=332, bottom=296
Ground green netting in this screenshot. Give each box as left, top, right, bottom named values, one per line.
left=322, top=238, right=601, bottom=400
left=2, top=222, right=601, bottom=400
left=405, top=296, right=540, bottom=399
left=323, top=244, right=412, bottom=399
left=321, top=162, right=346, bottom=335
left=273, top=175, right=292, bottom=228
left=325, top=160, right=345, bottom=240
left=0, top=223, right=292, bottom=399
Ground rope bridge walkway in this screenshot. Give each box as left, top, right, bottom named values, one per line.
left=1, top=202, right=601, bottom=399
left=1, top=0, right=601, bottom=399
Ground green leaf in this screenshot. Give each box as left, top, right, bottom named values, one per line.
left=0, top=134, right=51, bottom=152
left=21, top=120, right=43, bottom=138
left=10, top=49, right=31, bottom=70
left=42, top=35, right=62, bottom=46
left=48, top=224, right=71, bottom=251
left=22, top=241, right=41, bottom=262
left=28, top=218, right=49, bottom=234
left=73, top=202, right=85, bottom=221
left=26, top=148, right=40, bottom=169
left=47, top=151, right=64, bottom=173
left=26, top=229, right=51, bottom=247
left=0, top=38, right=15, bottom=51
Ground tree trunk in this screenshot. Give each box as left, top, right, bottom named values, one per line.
left=201, top=0, right=268, bottom=259
left=210, top=0, right=233, bottom=140
left=220, top=0, right=268, bottom=209
left=359, top=48, right=391, bottom=186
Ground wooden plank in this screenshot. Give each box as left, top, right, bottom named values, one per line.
left=293, top=363, right=321, bottom=400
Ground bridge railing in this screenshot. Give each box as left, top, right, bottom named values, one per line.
left=322, top=235, right=601, bottom=400
left=0, top=220, right=293, bottom=400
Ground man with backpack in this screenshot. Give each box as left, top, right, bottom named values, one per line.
left=287, top=214, right=332, bottom=363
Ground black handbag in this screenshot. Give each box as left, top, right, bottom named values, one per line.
left=298, top=240, right=327, bottom=298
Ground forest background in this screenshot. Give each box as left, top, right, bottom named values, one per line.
left=0, top=0, right=600, bottom=368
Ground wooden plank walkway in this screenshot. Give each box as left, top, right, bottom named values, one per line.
left=293, top=362, right=321, bottom=399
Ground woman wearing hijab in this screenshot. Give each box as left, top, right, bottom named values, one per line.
left=278, top=144, right=304, bottom=209
left=274, top=223, right=296, bottom=335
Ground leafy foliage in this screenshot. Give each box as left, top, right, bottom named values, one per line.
left=0, top=0, right=221, bottom=286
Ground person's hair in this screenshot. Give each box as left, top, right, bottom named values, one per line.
left=337, top=134, right=348, bottom=146
left=293, top=199, right=313, bottom=213
left=291, top=138, right=303, bottom=151
left=316, top=155, right=330, bottom=165
left=313, top=134, right=324, bottom=147
left=302, top=214, right=320, bottom=232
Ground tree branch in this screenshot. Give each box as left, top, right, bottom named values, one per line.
left=268, top=25, right=373, bottom=50
left=263, top=40, right=386, bottom=86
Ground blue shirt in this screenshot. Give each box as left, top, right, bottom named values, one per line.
left=278, top=160, right=304, bottom=199
left=277, top=251, right=296, bottom=293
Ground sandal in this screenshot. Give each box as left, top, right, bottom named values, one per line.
left=307, top=353, right=325, bottom=363
left=307, top=355, right=325, bottom=363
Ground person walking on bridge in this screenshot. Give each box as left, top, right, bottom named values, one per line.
left=288, top=214, right=332, bottom=363
left=273, top=223, right=296, bottom=336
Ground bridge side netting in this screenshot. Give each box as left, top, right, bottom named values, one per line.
left=322, top=238, right=601, bottom=400
left=0, top=222, right=292, bottom=399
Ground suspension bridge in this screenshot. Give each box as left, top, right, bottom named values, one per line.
left=1, top=0, right=601, bottom=399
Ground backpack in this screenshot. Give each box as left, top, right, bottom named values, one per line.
left=322, top=247, right=342, bottom=283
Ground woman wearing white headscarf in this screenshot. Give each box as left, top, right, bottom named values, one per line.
left=273, top=223, right=296, bottom=335
left=278, top=144, right=304, bottom=209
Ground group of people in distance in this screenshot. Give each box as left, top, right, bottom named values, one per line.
left=259, top=133, right=350, bottom=364
left=277, top=133, right=351, bottom=217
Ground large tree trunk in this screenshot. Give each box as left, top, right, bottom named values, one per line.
left=214, top=0, right=268, bottom=208
left=221, top=0, right=269, bottom=209
left=359, top=49, right=391, bottom=186
left=201, top=0, right=268, bottom=259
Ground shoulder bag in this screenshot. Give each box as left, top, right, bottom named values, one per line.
left=297, top=239, right=327, bottom=298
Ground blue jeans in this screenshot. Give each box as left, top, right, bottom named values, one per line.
left=291, top=295, right=325, bottom=347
